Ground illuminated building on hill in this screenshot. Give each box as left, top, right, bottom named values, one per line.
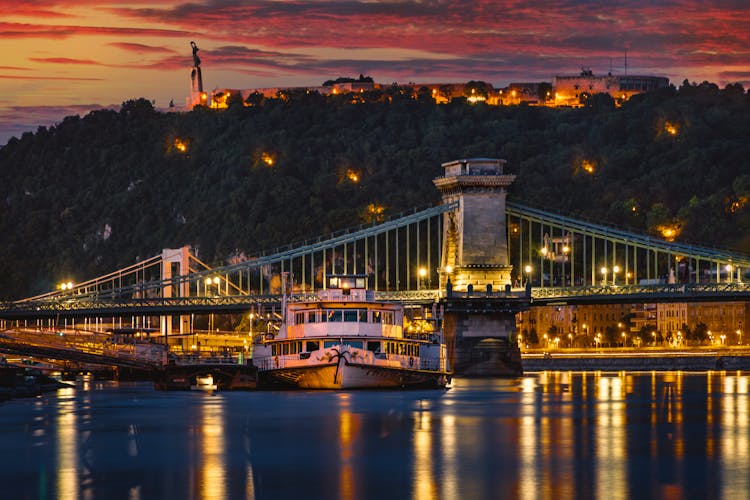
left=552, top=68, right=669, bottom=107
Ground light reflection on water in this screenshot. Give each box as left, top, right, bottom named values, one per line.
left=1, top=372, right=749, bottom=499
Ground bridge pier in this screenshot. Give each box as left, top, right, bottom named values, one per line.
left=434, top=158, right=529, bottom=376
left=442, top=293, right=529, bottom=376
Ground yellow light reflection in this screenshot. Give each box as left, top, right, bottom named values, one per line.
left=440, top=414, right=458, bottom=499
left=596, top=375, right=628, bottom=499
left=199, top=397, right=227, bottom=500
left=519, top=377, right=539, bottom=500
left=337, top=394, right=359, bottom=500
left=721, top=374, right=749, bottom=498
left=412, top=406, right=436, bottom=500
left=57, top=387, right=78, bottom=499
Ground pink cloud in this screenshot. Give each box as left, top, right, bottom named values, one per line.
left=108, top=42, right=177, bottom=54
left=0, top=21, right=189, bottom=39
left=30, top=57, right=103, bottom=65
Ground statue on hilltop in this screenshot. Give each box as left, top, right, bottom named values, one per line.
left=190, top=41, right=201, bottom=67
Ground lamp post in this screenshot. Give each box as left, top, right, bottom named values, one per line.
left=418, top=267, right=427, bottom=290
left=612, top=265, right=620, bottom=286
left=524, top=264, right=532, bottom=287
left=600, top=266, right=608, bottom=286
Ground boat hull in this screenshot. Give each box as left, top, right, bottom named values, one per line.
left=260, top=360, right=448, bottom=389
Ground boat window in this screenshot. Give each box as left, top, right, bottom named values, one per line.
left=306, top=340, right=319, bottom=352
left=327, top=310, right=342, bottom=322
left=295, top=312, right=305, bottom=325
left=367, top=341, right=381, bottom=353
left=297, top=341, right=303, bottom=353
left=358, top=309, right=368, bottom=322
left=344, top=340, right=363, bottom=349
left=372, top=311, right=382, bottom=323
left=382, top=311, right=395, bottom=325
left=307, top=311, right=317, bottom=323
left=282, top=343, right=290, bottom=355
left=399, top=343, right=406, bottom=355
left=271, top=344, right=277, bottom=356
left=343, top=310, right=358, bottom=322
left=323, top=340, right=339, bottom=348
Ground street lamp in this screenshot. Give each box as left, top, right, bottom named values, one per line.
left=601, top=266, right=608, bottom=285
left=418, top=267, right=427, bottom=290
left=612, top=265, right=620, bottom=286
left=562, top=244, right=570, bottom=286
left=621, top=331, right=627, bottom=347
left=205, top=276, right=221, bottom=295
left=726, top=264, right=733, bottom=283
left=524, top=264, right=532, bottom=286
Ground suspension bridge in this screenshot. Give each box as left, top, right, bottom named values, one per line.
left=0, top=158, right=748, bottom=374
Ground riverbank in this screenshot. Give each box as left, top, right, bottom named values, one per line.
left=0, top=366, right=71, bottom=401
left=522, top=347, right=750, bottom=371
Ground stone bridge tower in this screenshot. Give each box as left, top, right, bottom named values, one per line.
left=433, top=158, right=528, bottom=376
left=434, top=158, right=516, bottom=290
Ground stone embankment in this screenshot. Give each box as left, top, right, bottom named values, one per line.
left=0, top=366, right=71, bottom=401
left=522, top=349, right=750, bottom=372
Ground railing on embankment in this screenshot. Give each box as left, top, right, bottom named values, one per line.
left=0, top=328, right=165, bottom=370
left=522, top=349, right=750, bottom=371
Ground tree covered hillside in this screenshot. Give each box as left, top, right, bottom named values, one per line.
left=1, top=82, right=749, bottom=299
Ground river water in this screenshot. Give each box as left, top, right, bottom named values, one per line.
left=1, top=371, right=747, bottom=499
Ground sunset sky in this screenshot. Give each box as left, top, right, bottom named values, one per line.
left=2, top=0, right=749, bottom=144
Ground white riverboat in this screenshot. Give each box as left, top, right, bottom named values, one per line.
left=253, top=275, right=450, bottom=389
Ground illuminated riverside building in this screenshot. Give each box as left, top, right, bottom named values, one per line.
left=518, top=301, right=750, bottom=347
left=517, top=303, right=632, bottom=347
left=685, top=302, right=750, bottom=344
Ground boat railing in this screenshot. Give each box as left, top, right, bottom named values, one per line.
left=254, top=351, right=445, bottom=372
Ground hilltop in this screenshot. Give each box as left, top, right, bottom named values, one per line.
left=1, top=81, right=749, bottom=299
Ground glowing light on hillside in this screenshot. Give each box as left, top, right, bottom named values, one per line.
left=581, top=160, right=595, bottom=174
left=657, top=224, right=681, bottom=241
left=174, top=138, right=188, bottom=153
left=261, top=152, right=275, bottom=166
left=346, top=169, right=360, bottom=183
left=727, top=196, right=747, bottom=214
left=665, top=122, right=679, bottom=136
left=365, top=203, right=385, bottom=223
